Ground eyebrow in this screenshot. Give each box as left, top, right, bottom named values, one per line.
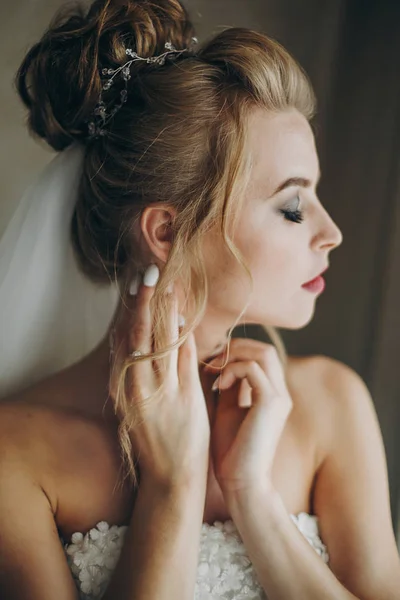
left=268, top=171, right=321, bottom=198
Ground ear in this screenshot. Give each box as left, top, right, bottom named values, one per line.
left=139, top=204, right=177, bottom=264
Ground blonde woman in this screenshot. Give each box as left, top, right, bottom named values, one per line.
left=0, top=0, right=399, bottom=599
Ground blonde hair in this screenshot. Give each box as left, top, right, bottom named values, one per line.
left=16, top=0, right=316, bottom=487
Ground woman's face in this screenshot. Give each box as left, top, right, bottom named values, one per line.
left=202, top=107, right=343, bottom=332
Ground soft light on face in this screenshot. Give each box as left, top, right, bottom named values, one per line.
left=203, top=107, right=343, bottom=331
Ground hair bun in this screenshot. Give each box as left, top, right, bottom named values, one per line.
left=15, top=0, right=196, bottom=151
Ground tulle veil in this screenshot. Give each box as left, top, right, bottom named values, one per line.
left=0, top=143, right=119, bottom=399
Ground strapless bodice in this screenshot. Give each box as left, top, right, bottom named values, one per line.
left=63, top=513, right=329, bottom=599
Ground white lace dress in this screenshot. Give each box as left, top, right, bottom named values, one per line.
left=63, top=512, right=329, bottom=599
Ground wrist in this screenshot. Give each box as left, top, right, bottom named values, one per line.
left=139, top=471, right=208, bottom=499
left=222, top=479, right=278, bottom=509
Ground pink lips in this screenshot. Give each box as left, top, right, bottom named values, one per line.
left=302, top=267, right=329, bottom=294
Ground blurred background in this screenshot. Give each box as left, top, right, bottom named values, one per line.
left=1, top=0, right=399, bottom=545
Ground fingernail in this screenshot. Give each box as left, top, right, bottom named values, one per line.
left=211, top=376, right=220, bottom=391
left=143, top=264, right=160, bottom=287
left=167, top=282, right=174, bottom=294
left=129, top=274, right=140, bottom=296
left=178, top=314, right=185, bottom=327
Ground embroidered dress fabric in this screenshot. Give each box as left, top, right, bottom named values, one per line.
left=63, top=513, right=329, bottom=599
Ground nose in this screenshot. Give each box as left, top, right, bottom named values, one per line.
left=313, top=206, right=343, bottom=252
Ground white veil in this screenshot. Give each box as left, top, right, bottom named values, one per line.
left=0, top=143, right=119, bottom=399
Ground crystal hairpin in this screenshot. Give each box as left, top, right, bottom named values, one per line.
left=87, top=37, right=198, bottom=139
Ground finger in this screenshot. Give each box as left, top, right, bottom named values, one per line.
left=218, top=360, right=292, bottom=419
left=164, top=286, right=179, bottom=379
left=127, top=266, right=159, bottom=384
left=238, top=378, right=253, bottom=408
left=178, top=330, right=199, bottom=390
left=128, top=279, right=153, bottom=355
left=205, top=338, right=271, bottom=370
left=205, top=340, right=285, bottom=391
left=216, top=360, right=275, bottom=400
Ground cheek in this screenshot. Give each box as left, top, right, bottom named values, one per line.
left=235, top=228, right=289, bottom=278
left=236, top=228, right=306, bottom=305
left=203, top=239, right=252, bottom=309
left=201, top=218, right=303, bottom=310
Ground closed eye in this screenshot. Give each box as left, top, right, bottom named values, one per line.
left=279, top=195, right=304, bottom=224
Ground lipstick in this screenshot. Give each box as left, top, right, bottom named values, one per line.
left=302, top=275, right=326, bottom=294
left=302, top=267, right=328, bottom=294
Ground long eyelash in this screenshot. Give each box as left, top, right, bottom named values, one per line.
left=279, top=208, right=304, bottom=224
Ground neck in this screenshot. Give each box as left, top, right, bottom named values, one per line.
left=77, top=312, right=228, bottom=425
left=92, top=323, right=229, bottom=371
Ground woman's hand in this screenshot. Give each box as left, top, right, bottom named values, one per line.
left=109, top=265, right=211, bottom=490
left=204, top=339, right=293, bottom=496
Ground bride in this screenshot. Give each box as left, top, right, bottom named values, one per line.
left=0, top=0, right=399, bottom=598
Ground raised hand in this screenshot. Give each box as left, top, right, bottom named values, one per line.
left=204, top=339, right=293, bottom=496
left=109, top=265, right=211, bottom=490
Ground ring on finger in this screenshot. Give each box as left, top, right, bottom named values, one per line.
left=129, top=349, right=144, bottom=358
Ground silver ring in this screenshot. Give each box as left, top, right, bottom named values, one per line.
left=130, top=349, right=144, bottom=358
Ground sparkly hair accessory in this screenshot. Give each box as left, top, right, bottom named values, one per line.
left=87, top=37, right=198, bottom=139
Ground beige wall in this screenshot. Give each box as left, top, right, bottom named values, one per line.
left=0, top=0, right=66, bottom=236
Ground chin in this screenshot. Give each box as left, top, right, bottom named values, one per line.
left=285, top=309, right=316, bottom=330
left=267, top=305, right=317, bottom=330
left=241, top=299, right=317, bottom=330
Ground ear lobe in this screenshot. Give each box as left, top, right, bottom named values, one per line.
left=140, top=204, right=176, bottom=263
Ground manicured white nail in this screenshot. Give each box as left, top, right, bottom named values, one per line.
left=167, top=282, right=174, bottom=293
left=129, top=274, right=140, bottom=296
left=143, top=264, right=160, bottom=287
left=178, top=314, right=185, bottom=327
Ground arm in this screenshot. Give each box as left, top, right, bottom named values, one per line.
left=226, top=485, right=358, bottom=600
left=223, top=356, right=400, bottom=600
left=312, top=357, right=400, bottom=598
left=0, top=446, right=79, bottom=600
left=102, top=476, right=207, bottom=600
left=0, top=439, right=207, bottom=600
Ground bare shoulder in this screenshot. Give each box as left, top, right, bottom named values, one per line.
left=0, top=397, right=118, bottom=462
left=286, top=351, right=350, bottom=375
left=0, top=399, right=128, bottom=533
left=0, top=357, right=118, bottom=453
left=285, top=352, right=364, bottom=401
left=285, top=354, right=368, bottom=464
left=0, top=401, right=81, bottom=599
left=284, top=353, right=337, bottom=409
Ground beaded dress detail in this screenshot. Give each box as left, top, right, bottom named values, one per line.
left=63, top=512, right=329, bottom=599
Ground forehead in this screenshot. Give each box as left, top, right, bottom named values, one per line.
left=246, top=108, right=319, bottom=186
